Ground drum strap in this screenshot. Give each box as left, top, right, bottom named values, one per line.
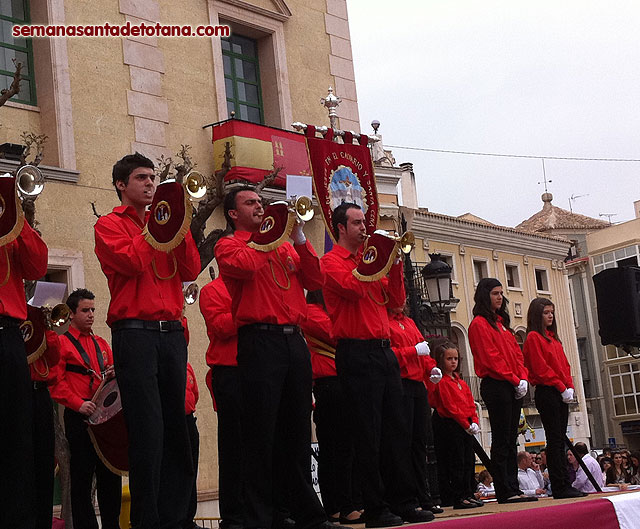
left=64, top=331, right=105, bottom=389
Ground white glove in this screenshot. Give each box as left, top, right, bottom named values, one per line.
left=466, top=423, right=480, bottom=435
left=429, top=367, right=443, bottom=384
left=374, top=229, right=389, bottom=236
left=291, top=220, right=306, bottom=245
left=514, top=379, right=528, bottom=399
left=561, top=388, right=575, bottom=403
left=415, top=341, right=430, bottom=356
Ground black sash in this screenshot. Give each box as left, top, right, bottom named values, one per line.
left=64, top=331, right=105, bottom=386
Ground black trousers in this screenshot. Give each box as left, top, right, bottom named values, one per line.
left=237, top=325, right=325, bottom=529
left=432, top=411, right=474, bottom=504
left=183, top=413, right=200, bottom=529
left=335, top=340, right=418, bottom=517
left=535, top=385, right=570, bottom=495
left=64, top=408, right=122, bottom=529
left=112, top=327, right=193, bottom=529
left=401, top=379, right=434, bottom=509
left=480, top=377, right=522, bottom=502
left=210, top=365, right=244, bottom=527
left=313, top=376, right=359, bottom=517
left=33, top=386, right=55, bottom=529
left=0, top=325, right=35, bottom=529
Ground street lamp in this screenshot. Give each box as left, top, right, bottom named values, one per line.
left=421, top=253, right=453, bottom=311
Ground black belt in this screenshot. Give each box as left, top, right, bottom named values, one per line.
left=33, top=381, right=49, bottom=390
left=112, top=319, right=183, bottom=333
left=241, top=323, right=301, bottom=335
left=0, top=316, right=20, bottom=329
left=337, top=338, right=391, bottom=348
left=66, top=364, right=94, bottom=376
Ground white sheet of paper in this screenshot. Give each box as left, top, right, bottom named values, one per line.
left=286, top=175, right=312, bottom=200
left=29, top=281, right=67, bottom=308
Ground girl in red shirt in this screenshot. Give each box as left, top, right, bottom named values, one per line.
left=429, top=340, right=482, bottom=510
left=468, top=278, right=532, bottom=504
left=523, top=297, right=585, bottom=499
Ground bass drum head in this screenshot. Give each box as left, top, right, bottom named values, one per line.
left=87, top=378, right=122, bottom=425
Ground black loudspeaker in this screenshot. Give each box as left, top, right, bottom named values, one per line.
left=593, top=266, right=640, bottom=346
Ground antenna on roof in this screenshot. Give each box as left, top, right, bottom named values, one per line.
left=569, top=193, right=589, bottom=213
left=537, top=159, right=552, bottom=192
left=599, top=213, right=617, bottom=225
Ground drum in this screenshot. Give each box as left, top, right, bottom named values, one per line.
left=86, top=378, right=129, bottom=475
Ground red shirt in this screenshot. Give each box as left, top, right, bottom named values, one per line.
left=427, top=373, right=478, bottom=430
left=94, top=205, right=200, bottom=326
left=49, top=326, right=114, bottom=412
left=388, top=312, right=436, bottom=381
left=301, top=303, right=337, bottom=378
left=215, top=231, right=323, bottom=327
left=185, top=362, right=199, bottom=415
left=469, top=315, right=528, bottom=386
left=321, top=244, right=406, bottom=340
left=523, top=330, right=573, bottom=393
left=0, top=222, right=48, bottom=319
left=30, top=330, right=61, bottom=384
left=199, top=278, right=237, bottom=367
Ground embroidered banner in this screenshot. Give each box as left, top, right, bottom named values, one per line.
left=143, top=181, right=192, bottom=253
left=305, top=127, right=378, bottom=242
left=211, top=119, right=311, bottom=188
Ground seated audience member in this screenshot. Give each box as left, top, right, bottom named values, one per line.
left=476, top=470, right=494, bottom=498
left=567, top=450, right=578, bottom=484
left=600, top=457, right=613, bottom=485
left=606, top=451, right=632, bottom=488
left=517, top=452, right=545, bottom=497
left=571, top=442, right=603, bottom=493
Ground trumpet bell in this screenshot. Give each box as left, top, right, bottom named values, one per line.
left=185, top=171, right=207, bottom=200
left=16, top=164, right=44, bottom=198
left=399, top=231, right=415, bottom=254
left=184, top=282, right=199, bottom=305
left=295, top=196, right=314, bottom=222
left=49, top=303, right=70, bottom=327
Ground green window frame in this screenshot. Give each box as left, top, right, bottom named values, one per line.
left=221, top=34, right=263, bottom=124
left=0, top=0, right=36, bottom=105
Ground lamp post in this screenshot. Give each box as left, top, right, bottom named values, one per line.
left=419, top=254, right=459, bottom=338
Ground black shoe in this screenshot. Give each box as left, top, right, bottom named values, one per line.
left=397, top=508, right=435, bottom=523
left=429, top=506, right=444, bottom=514
left=316, top=523, right=352, bottom=529
left=328, top=516, right=340, bottom=524
left=364, top=511, right=403, bottom=528
left=553, top=488, right=588, bottom=499
left=453, top=499, right=479, bottom=510
left=498, top=495, right=536, bottom=504
left=466, top=497, right=484, bottom=507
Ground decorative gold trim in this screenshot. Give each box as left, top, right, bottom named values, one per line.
left=143, top=191, right=193, bottom=253
left=306, top=336, right=336, bottom=359
left=0, top=185, right=24, bottom=247
left=87, top=426, right=129, bottom=477
left=0, top=246, right=10, bottom=287
left=367, top=287, right=389, bottom=306
left=352, top=243, right=399, bottom=282
left=269, top=251, right=291, bottom=290
left=153, top=200, right=171, bottom=225
left=32, top=357, right=49, bottom=378
left=247, top=211, right=296, bottom=252
left=151, top=253, right=178, bottom=280
left=26, top=333, right=47, bottom=365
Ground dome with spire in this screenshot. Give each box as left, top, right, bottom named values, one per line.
left=516, top=193, right=609, bottom=233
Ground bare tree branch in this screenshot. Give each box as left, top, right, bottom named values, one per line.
left=0, top=60, right=22, bottom=107
left=90, top=201, right=102, bottom=219
left=20, top=132, right=48, bottom=166
left=255, top=165, right=281, bottom=194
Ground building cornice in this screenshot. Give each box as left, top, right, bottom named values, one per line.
left=413, top=211, right=570, bottom=259
left=0, top=158, right=79, bottom=184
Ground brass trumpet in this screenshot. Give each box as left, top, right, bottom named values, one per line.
left=288, top=195, right=314, bottom=222
left=42, top=303, right=71, bottom=329
left=16, top=164, right=45, bottom=199
left=375, top=230, right=415, bottom=254
left=184, top=171, right=207, bottom=200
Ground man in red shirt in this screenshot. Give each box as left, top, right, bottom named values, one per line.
left=50, top=288, right=122, bottom=529
left=94, top=153, right=201, bottom=529
left=199, top=277, right=244, bottom=529
left=0, top=208, right=48, bottom=529
left=215, top=186, right=331, bottom=529
left=321, top=203, right=433, bottom=527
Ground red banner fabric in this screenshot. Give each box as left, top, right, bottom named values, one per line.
left=0, top=175, right=24, bottom=246
left=211, top=119, right=311, bottom=188
left=306, top=130, right=378, bottom=242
